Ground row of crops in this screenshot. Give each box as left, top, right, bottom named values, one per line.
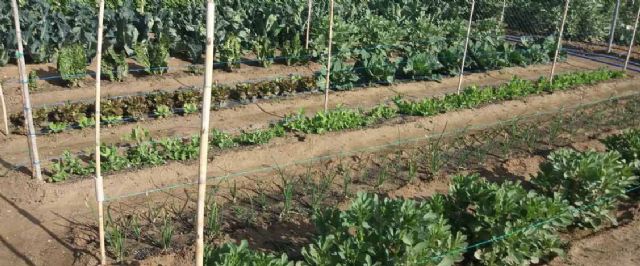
left=10, top=32, right=560, bottom=134
left=47, top=69, right=624, bottom=182
left=0, top=0, right=637, bottom=84
left=203, top=127, right=640, bottom=265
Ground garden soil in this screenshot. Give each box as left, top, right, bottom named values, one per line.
left=1, top=58, right=639, bottom=265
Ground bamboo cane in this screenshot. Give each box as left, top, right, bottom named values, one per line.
left=323, top=0, right=335, bottom=112
left=305, top=0, right=313, bottom=50
left=624, top=4, right=640, bottom=71
left=196, top=1, right=216, bottom=265
left=500, top=0, right=507, bottom=25
left=0, top=82, right=9, bottom=136
left=94, top=0, right=107, bottom=265
left=550, top=0, right=570, bottom=83
left=608, top=0, right=622, bottom=53
left=10, top=0, right=42, bottom=181
left=456, top=0, right=475, bottom=94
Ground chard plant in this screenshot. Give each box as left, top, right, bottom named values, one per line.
left=28, top=70, right=39, bottom=91
left=57, top=44, right=87, bottom=87
left=102, top=46, right=129, bottom=82
left=219, top=35, right=242, bottom=71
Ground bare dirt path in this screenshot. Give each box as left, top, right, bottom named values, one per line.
left=549, top=219, right=640, bottom=266
left=0, top=57, right=608, bottom=169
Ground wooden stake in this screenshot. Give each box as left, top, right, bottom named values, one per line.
left=94, top=0, right=107, bottom=265
left=305, top=0, right=313, bottom=50
left=0, top=82, right=9, bottom=136
left=196, top=1, right=216, bottom=265
left=500, top=0, right=507, bottom=25
left=550, top=0, right=570, bottom=83
left=608, top=0, right=622, bottom=53
left=456, top=0, right=475, bottom=94
left=624, top=4, right=640, bottom=72
left=323, top=0, right=335, bottom=112
left=10, top=0, right=42, bottom=181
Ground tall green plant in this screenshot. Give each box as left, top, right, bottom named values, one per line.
left=57, top=44, right=87, bottom=87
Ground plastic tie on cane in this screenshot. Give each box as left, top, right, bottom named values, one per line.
left=95, top=177, right=105, bottom=202
left=14, top=51, right=24, bottom=58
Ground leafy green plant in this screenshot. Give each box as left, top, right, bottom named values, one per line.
left=219, top=35, right=242, bottom=71
left=158, top=136, right=199, bottom=161
left=603, top=129, right=640, bottom=171
left=28, top=70, right=39, bottom=91
left=402, top=52, right=443, bottom=80
left=135, top=40, right=169, bottom=75
left=204, top=240, right=290, bottom=266
left=316, top=58, right=359, bottom=91
left=100, top=144, right=129, bottom=172
left=102, top=115, right=122, bottom=126
left=440, top=174, right=572, bottom=266
left=281, top=37, right=307, bottom=66
left=102, top=46, right=129, bottom=82
left=57, top=44, right=87, bottom=87
left=281, top=107, right=369, bottom=134
left=303, top=193, right=467, bottom=265
left=234, top=126, right=284, bottom=145
left=252, top=36, right=275, bottom=68
left=50, top=150, right=93, bottom=182
left=47, top=122, right=68, bottom=133
left=77, top=116, right=95, bottom=129
left=127, top=142, right=166, bottom=167
left=355, top=48, right=397, bottom=85
left=210, top=129, right=236, bottom=149
left=533, top=149, right=637, bottom=228
left=182, top=103, right=198, bottom=114
left=154, top=105, right=173, bottom=118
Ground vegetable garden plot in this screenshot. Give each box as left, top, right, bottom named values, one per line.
left=38, top=69, right=624, bottom=183
left=96, top=92, right=640, bottom=264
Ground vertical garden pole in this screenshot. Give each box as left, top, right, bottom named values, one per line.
left=94, top=0, right=107, bottom=264
left=196, top=1, right=216, bottom=265
left=500, top=0, right=507, bottom=25
left=305, top=0, right=313, bottom=50
left=608, top=0, right=622, bottom=53
left=10, top=0, right=42, bottom=181
left=0, top=82, right=9, bottom=136
left=624, top=3, right=640, bottom=71
left=456, top=0, right=475, bottom=94
left=550, top=0, right=570, bottom=83
left=323, top=0, right=335, bottom=112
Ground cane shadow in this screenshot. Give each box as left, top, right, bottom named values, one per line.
left=0, top=234, right=35, bottom=266
left=0, top=157, right=32, bottom=177
left=0, top=193, right=98, bottom=264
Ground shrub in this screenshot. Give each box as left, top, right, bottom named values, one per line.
left=57, top=44, right=87, bottom=87
left=533, top=149, right=637, bottom=228
left=303, top=193, right=467, bottom=266
left=439, top=174, right=572, bottom=266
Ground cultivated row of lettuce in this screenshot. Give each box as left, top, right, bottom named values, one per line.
left=48, top=69, right=625, bottom=181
